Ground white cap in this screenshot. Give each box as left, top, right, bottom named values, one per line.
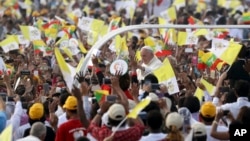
left=166, top=112, right=184, bottom=129
left=108, top=104, right=126, bottom=121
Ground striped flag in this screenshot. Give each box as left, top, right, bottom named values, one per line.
left=212, top=29, right=229, bottom=39
left=197, top=50, right=206, bottom=70
left=153, top=58, right=179, bottom=95
left=201, top=52, right=217, bottom=67
left=242, top=12, right=250, bottom=24
left=188, top=16, right=203, bottom=25
left=94, top=90, right=109, bottom=103
left=108, top=17, right=121, bottom=32
left=33, top=40, right=52, bottom=56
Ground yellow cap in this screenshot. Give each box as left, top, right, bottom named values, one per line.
left=4, top=9, right=12, bottom=16
left=40, top=9, right=48, bottom=15
left=63, top=96, right=77, bottom=110
left=29, top=103, right=44, bottom=120
left=32, top=11, right=40, bottom=17
left=200, top=102, right=216, bottom=118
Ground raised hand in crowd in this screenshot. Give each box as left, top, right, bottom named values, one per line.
left=75, top=72, right=91, bottom=96
left=3, top=72, right=14, bottom=96
left=110, top=71, right=129, bottom=111
left=49, top=99, right=59, bottom=131
left=91, top=55, right=99, bottom=67
left=0, top=96, right=5, bottom=111
left=72, top=85, right=89, bottom=128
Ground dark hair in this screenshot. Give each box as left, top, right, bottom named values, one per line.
left=192, top=135, right=207, bottom=141
left=224, top=90, right=237, bottom=103
left=146, top=110, right=163, bottom=131
left=119, top=73, right=130, bottom=91
left=76, top=137, right=90, bottom=141
left=108, top=117, right=126, bottom=127
left=199, top=114, right=215, bottom=123
left=144, top=74, right=158, bottom=84
left=216, top=16, right=227, bottom=25
left=234, top=80, right=250, bottom=97
left=178, top=96, right=200, bottom=114
left=15, top=85, right=26, bottom=96
left=59, top=93, right=70, bottom=107
left=237, top=106, right=250, bottom=124
left=43, top=101, right=50, bottom=117
left=67, top=109, right=77, bottom=114
left=143, top=101, right=160, bottom=113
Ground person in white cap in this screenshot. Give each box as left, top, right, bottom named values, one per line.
left=88, top=102, right=145, bottom=141
left=163, top=112, right=184, bottom=141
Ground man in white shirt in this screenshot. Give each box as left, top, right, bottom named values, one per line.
left=136, top=46, right=162, bottom=81
left=17, top=122, right=47, bottom=141
left=140, top=110, right=166, bottom=141
left=199, top=102, right=228, bottom=141
left=218, top=80, right=250, bottom=119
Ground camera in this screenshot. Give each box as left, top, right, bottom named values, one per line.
left=20, top=70, right=30, bottom=75
left=219, top=87, right=230, bottom=93
left=151, top=83, right=160, bottom=90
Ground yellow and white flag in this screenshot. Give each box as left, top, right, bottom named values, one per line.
left=77, top=17, right=104, bottom=33
left=20, top=26, right=41, bottom=41
left=209, top=38, right=242, bottom=65
left=78, top=40, right=87, bottom=54
left=177, top=31, right=198, bottom=46
left=54, top=48, right=76, bottom=91
left=127, top=97, right=151, bottom=119
left=87, top=31, right=99, bottom=46
left=194, top=78, right=216, bottom=101
left=0, top=36, right=19, bottom=53
left=160, top=6, right=177, bottom=22
left=173, top=0, right=185, bottom=10
left=15, top=35, right=30, bottom=45
left=153, top=58, right=179, bottom=95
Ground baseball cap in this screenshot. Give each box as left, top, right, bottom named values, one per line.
left=29, top=103, right=44, bottom=120
left=200, top=102, right=216, bottom=118
left=108, top=103, right=126, bottom=121
left=63, top=96, right=77, bottom=110
left=166, top=112, right=184, bottom=129
left=192, top=122, right=207, bottom=137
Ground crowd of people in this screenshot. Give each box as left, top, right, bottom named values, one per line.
left=0, top=0, right=250, bottom=141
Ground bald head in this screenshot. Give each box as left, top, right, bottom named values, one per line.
left=140, top=46, right=154, bottom=64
